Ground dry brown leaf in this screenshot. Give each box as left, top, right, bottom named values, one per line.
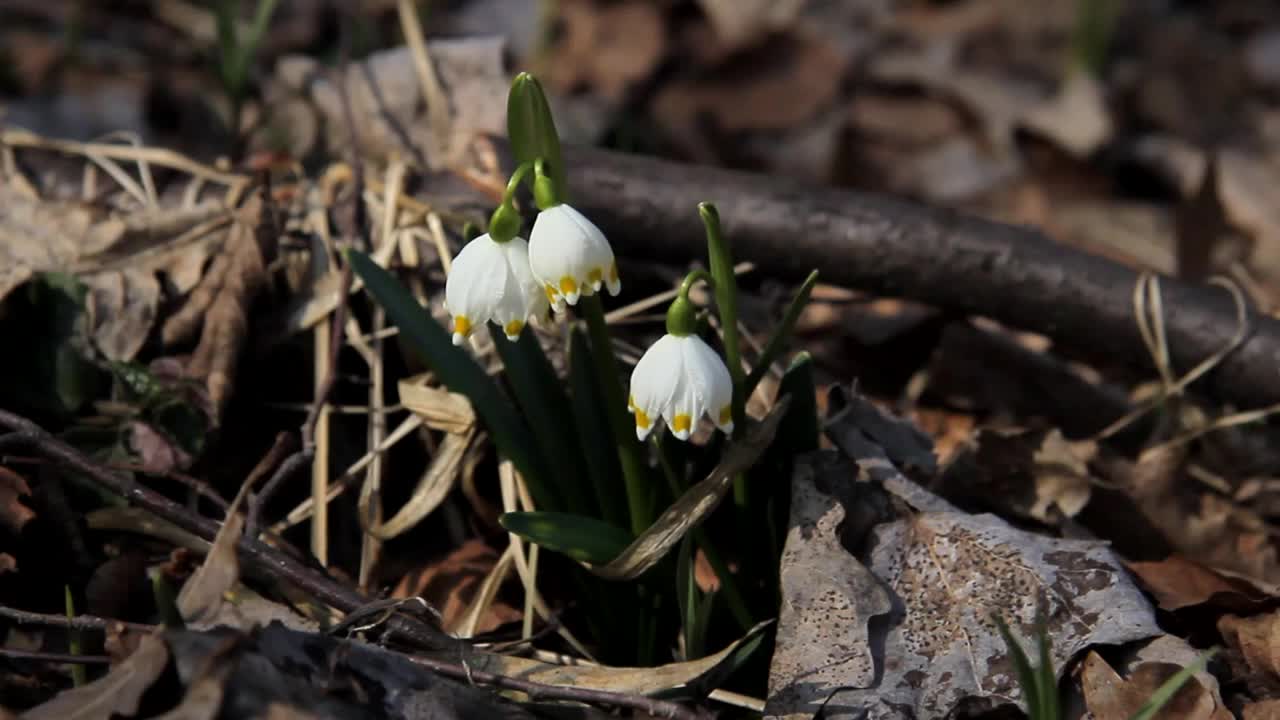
left=397, top=374, right=476, bottom=434
left=368, top=429, right=475, bottom=540
left=164, top=189, right=276, bottom=421
left=551, top=0, right=666, bottom=102
left=1244, top=699, right=1280, bottom=720
left=82, top=268, right=160, bottom=361
left=1127, top=555, right=1278, bottom=612
left=21, top=632, right=169, bottom=720
left=0, top=467, right=36, bottom=534
left=128, top=420, right=193, bottom=475
left=695, top=0, right=805, bottom=50
left=1080, top=648, right=1230, bottom=720
left=392, top=538, right=520, bottom=635
left=1020, top=69, right=1113, bottom=157
left=1220, top=611, right=1280, bottom=696
left=943, top=427, right=1094, bottom=523
left=0, top=553, right=15, bottom=575
left=178, top=495, right=245, bottom=627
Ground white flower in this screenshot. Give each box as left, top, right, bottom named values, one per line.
left=628, top=334, right=733, bottom=441
left=528, top=203, right=620, bottom=312
left=443, top=233, right=547, bottom=346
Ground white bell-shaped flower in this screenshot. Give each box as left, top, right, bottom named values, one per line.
left=443, top=233, right=547, bottom=346
left=528, top=203, right=620, bottom=312
left=628, top=334, right=734, bottom=441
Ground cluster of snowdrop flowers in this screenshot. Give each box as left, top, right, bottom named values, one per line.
left=628, top=279, right=735, bottom=442
left=443, top=161, right=620, bottom=346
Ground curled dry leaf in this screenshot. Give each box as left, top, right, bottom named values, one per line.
left=397, top=374, right=477, bottom=434
left=0, top=466, right=36, bottom=534
left=941, top=427, right=1095, bottom=524
left=21, top=632, right=170, bottom=720
left=178, top=487, right=247, bottom=627
left=1127, top=554, right=1279, bottom=612
left=767, top=448, right=1160, bottom=718
left=1080, top=636, right=1230, bottom=720
left=468, top=621, right=770, bottom=697
left=588, top=398, right=788, bottom=581
left=1219, top=611, right=1280, bottom=697
left=163, top=189, right=276, bottom=421
left=1244, top=699, right=1280, bottom=720
left=392, top=538, right=520, bottom=635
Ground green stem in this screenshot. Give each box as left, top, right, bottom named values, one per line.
left=652, top=435, right=753, bottom=632
left=502, top=161, right=535, bottom=205
left=742, top=270, right=818, bottom=398
left=581, top=296, right=651, bottom=535
left=699, top=203, right=749, bottom=516
left=64, top=586, right=85, bottom=687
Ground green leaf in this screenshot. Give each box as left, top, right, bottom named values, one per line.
left=0, top=273, right=102, bottom=418
left=347, top=249, right=556, bottom=508
left=1036, top=617, right=1060, bottom=720
left=500, top=511, right=633, bottom=564
left=993, top=615, right=1045, bottom=720
left=743, top=270, right=819, bottom=399
left=568, top=328, right=627, bottom=527
left=676, top=534, right=701, bottom=659
left=507, top=73, right=567, bottom=202
left=492, top=328, right=586, bottom=513
left=1127, top=649, right=1218, bottom=720
left=64, top=586, right=85, bottom=686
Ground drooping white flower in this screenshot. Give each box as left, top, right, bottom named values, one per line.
left=443, top=233, right=547, bottom=346
left=628, top=334, right=733, bottom=441
left=528, top=203, right=620, bottom=312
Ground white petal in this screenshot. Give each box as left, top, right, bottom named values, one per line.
left=499, top=238, right=549, bottom=320
left=629, top=334, right=684, bottom=440
left=444, top=234, right=508, bottom=331
left=528, top=204, right=615, bottom=306
left=684, top=335, right=734, bottom=433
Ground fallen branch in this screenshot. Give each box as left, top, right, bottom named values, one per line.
left=0, top=411, right=454, bottom=651
left=0, top=606, right=154, bottom=634
left=532, top=141, right=1280, bottom=410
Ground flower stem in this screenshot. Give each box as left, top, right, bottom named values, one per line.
left=580, top=295, right=651, bottom=535
left=699, top=203, right=748, bottom=513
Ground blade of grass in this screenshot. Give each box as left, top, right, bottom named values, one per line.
left=581, top=295, right=653, bottom=535
left=993, top=615, right=1042, bottom=720
left=1035, top=618, right=1060, bottom=720
left=492, top=328, right=590, bottom=515
left=568, top=328, right=628, bottom=528
left=348, top=249, right=559, bottom=509
left=64, top=586, right=85, bottom=687
left=1127, top=649, right=1218, bottom=720
left=742, top=270, right=819, bottom=399
left=500, top=511, right=633, bottom=564
left=677, top=534, right=700, bottom=659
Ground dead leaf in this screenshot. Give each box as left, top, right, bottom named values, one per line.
left=767, top=450, right=1161, bottom=718
left=150, top=637, right=236, bottom=720
left=588, top=399, right=787, bottom=581
left=1020, top=69, right=1113, bottom=157
left=21, top=632, right=170, bottom=720
left=392, top=538, right=520, bottom=636
left=1220, top=611, right=1280, bottom=697
left=468, top=621, right=769, bottom=696
left=1244, top=699, right=1280, bottom=720
left=769, top=453, right=893, bottom=704
left=129, top=420, right=194, bottom=475
left=178, top=491, right=246, bottom=627
left=397, top=374, right=476, bottom=434
left=163, top=189, right=276, bottom=421
left=1080, top=646, right=1229, bottom=720
left=369, top=429, right=476, bottom=540
left=551, top=0, right=666, bottom=102
left=696, top=0, right=805, bottom=50
left=1127, top=555, right=1278, bottom=612
left=82, top=268, right=160, bottom=361
left=0, top=467, right=36, bottom=534
left=0, top=553, right=15, bottom=574
left=942, top=428, right=1094, bottom=524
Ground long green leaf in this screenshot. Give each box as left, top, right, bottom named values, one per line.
left=500, top=511, right=633, bottom=564
left=743, top=270, right=819, bottom=399
left=993, top=615, right=1044, bottom=720
left=1036, top=618, right=1059, bottom=720
left=507, top=73, right=567, bottom=202
left=676, top=534, right=700, bottom=659
left=1127, top=649, right=1217, bottom=720
left=493, top=329, right=586, bottom=513
left=347, top=250, right=555, bottom=507
left=568, top=328, right=627, bottom=527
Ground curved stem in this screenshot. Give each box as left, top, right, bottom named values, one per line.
left=677, top=270, right=714, bottom=301
left=502, top=161, right=536, bottom=205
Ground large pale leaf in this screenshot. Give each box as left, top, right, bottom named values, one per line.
left=767, top=449, right=1161, bottom=719
left=22, top=633, right=170, bottom=720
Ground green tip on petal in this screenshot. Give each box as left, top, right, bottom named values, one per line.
left=488, top=202, right=522, bottom=243
left=666, top=295, right=698, bottom=336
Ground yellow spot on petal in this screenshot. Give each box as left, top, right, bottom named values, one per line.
left=559, top=276, right=578, bottom=295
left=672, top=414, right=692, bottom=433
left=504, top=320, right=524, bottom=338
left=453, top=315, right=472, bottom=337
left=628, top=394, right=636, bottom=411
left=635, top=408, right=651, bottom=429
left=544, top=284, right=558, bottom=303
left=588, top=267, right=603, bottom=285
left=609, top=262, right=619, bottom=283
left=719, top=405, right=732, bottom=424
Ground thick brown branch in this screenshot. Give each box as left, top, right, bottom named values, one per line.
left=544, top=142, right=1280, bottom=410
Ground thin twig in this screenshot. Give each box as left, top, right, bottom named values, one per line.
left=0, top=606, right=154, bottom=634
left=406, top=654, right=707, bottom=720
left=0, top=413, right=454, bottom=651
left=0, top=647, right=112, bottom=665
left=245, top=432, right=300, bottom=537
